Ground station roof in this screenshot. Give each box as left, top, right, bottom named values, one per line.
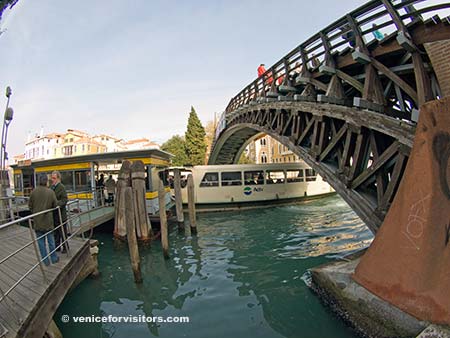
left=11, top=148, right=173, bottom=169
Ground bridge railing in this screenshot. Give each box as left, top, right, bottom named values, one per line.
left=223, top=0, right=450, bottom=124
left=0, top=198, right=107, bottom=327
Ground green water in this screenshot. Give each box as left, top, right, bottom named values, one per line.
left=55, top=195, right=372, bottom=338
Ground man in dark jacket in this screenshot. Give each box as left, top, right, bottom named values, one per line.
left=29, top=175, right=59, bottom=265
left=51, top=170, right=69, bottom=253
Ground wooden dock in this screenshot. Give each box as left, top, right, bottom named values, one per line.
left=0, top=206, right=114, bottom=338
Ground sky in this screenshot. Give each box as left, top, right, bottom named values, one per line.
left=0, top=0, right=381, bottom=158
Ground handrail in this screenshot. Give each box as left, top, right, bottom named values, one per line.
left=0, top=222, right=85, bottom=303
left=0, top=206, right=60, bottom=230
left=0, top=195, right=109, bottom=311
left=220, top=0, right=450, bottom=126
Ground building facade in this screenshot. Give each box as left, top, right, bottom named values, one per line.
left=251, top=134, right=301, bottom=164
left=15, top=129, right=160, bottom=164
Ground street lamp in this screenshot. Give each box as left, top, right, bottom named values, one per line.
left=1, top=86, right=13, bottom=173
left=0, top=86, right=13, bottom=224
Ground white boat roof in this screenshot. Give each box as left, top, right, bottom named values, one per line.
left=175, top=161, right=313, bottom=171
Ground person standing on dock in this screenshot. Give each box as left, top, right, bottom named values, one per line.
left=29, top=175, right=59, bottom=265
left=51, top=170, right=69, bottom=253
left=105, top=174, right=116, bottom=206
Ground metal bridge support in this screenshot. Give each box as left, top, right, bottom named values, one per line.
left=353, top=97, right=450, bottom=325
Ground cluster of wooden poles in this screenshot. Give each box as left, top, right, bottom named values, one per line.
left=113, top=161, right=197, bottom=283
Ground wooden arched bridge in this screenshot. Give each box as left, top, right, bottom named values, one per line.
left=209, top=0, right=450, bottom=234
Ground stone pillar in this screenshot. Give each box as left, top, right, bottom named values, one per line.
left=353, top=97, right=450, bottom=325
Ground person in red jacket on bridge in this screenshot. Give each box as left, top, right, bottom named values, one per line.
left=257, top=63, right=273, bottom=86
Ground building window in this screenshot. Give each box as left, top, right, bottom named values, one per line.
left=82, top=144, right=85, bottom=152
left=63, top=146, right=73, bottom=156
left=260, top=152, right=267, bottom=163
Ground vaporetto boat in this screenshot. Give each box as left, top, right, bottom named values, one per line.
left=171, top=162, right=335, bottom=212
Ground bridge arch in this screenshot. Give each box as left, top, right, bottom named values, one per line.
left=209, top=0, right=450, bottom=233
left=209, top=101, right=415, bottom=233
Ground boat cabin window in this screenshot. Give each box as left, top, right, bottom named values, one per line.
left=287, top=170, right=304, bottom=183
left=200, top=172, right=219, bottom=187
left=265, top=170, right=285, bottom=184
left=244, top=171, right=264, bottom=185
left=305, top=169, right=317, bottom=182
left=221, top=171, right=242, bottom=186
left=14, top=174, right=23, bottom=192
left=61, top=171, right=75, bottom=192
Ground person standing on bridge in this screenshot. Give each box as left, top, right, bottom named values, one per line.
left=257, top=63, right=266, bottom=77
left=51, top=170, right=69, bottom=253
left=29, top=175, right=59, bottom=265
left=257, top=63, right=273, bottom=88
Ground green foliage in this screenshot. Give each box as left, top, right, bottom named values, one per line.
left=237, top=152, right=255, bottom=164
left=161, top=135, right=188, bottom=166
left=185, top=106, right=206, bottom=165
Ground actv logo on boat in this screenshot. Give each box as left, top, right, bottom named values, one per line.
left=243, top=187, right=263, bottom=195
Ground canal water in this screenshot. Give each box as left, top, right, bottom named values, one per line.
left=55, top=195, right=373, bottom=338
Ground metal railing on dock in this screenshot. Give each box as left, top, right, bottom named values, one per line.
left=0, top=195, right=111, bottom=336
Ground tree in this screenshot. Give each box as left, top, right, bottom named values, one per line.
left=185, top=106, right=206, bottom=165
left=238, top=152, right=255, bottom=164
left=161, top=135, right=188, bottom=166
left=204, top=119, right=217, bottom=163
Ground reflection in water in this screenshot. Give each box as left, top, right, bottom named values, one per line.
left=55, top=195, right=372, bottom=338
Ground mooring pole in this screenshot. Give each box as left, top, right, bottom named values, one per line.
left=114, top=161, right=131, bottom=239
left=158, top=179, right=169, bottom=259
left=124, top=187, right=142, bottom=283
left=187, top=174, right=197, bottom=235
left=173, top=169, right=184, bottom=230
left=131, top=160, right=152, bottom=241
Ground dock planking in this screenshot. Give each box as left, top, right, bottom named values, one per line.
left=0, top=206, right=114, bottom=338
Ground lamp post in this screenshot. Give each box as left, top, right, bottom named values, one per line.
left=0, top=86, right=13, bottom=224
left=1, top=86, right=13, bottom=172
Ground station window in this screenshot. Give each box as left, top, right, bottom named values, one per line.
left=244, top=171, right=264, bottom=185
left=221, top=171, right=242, bottom=186
left=61, top=171, right=74, bottom=192
left=14, top=174, right=23, bottom=191
left=200, top=172, right=219, bottom=187
left=74, top=170, right=90, bottom=192
left=305, top=169, right=317, bottom=181
left=265, top=170, right=285, bottom=184
left=287, top=170, right=304, bottom=183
